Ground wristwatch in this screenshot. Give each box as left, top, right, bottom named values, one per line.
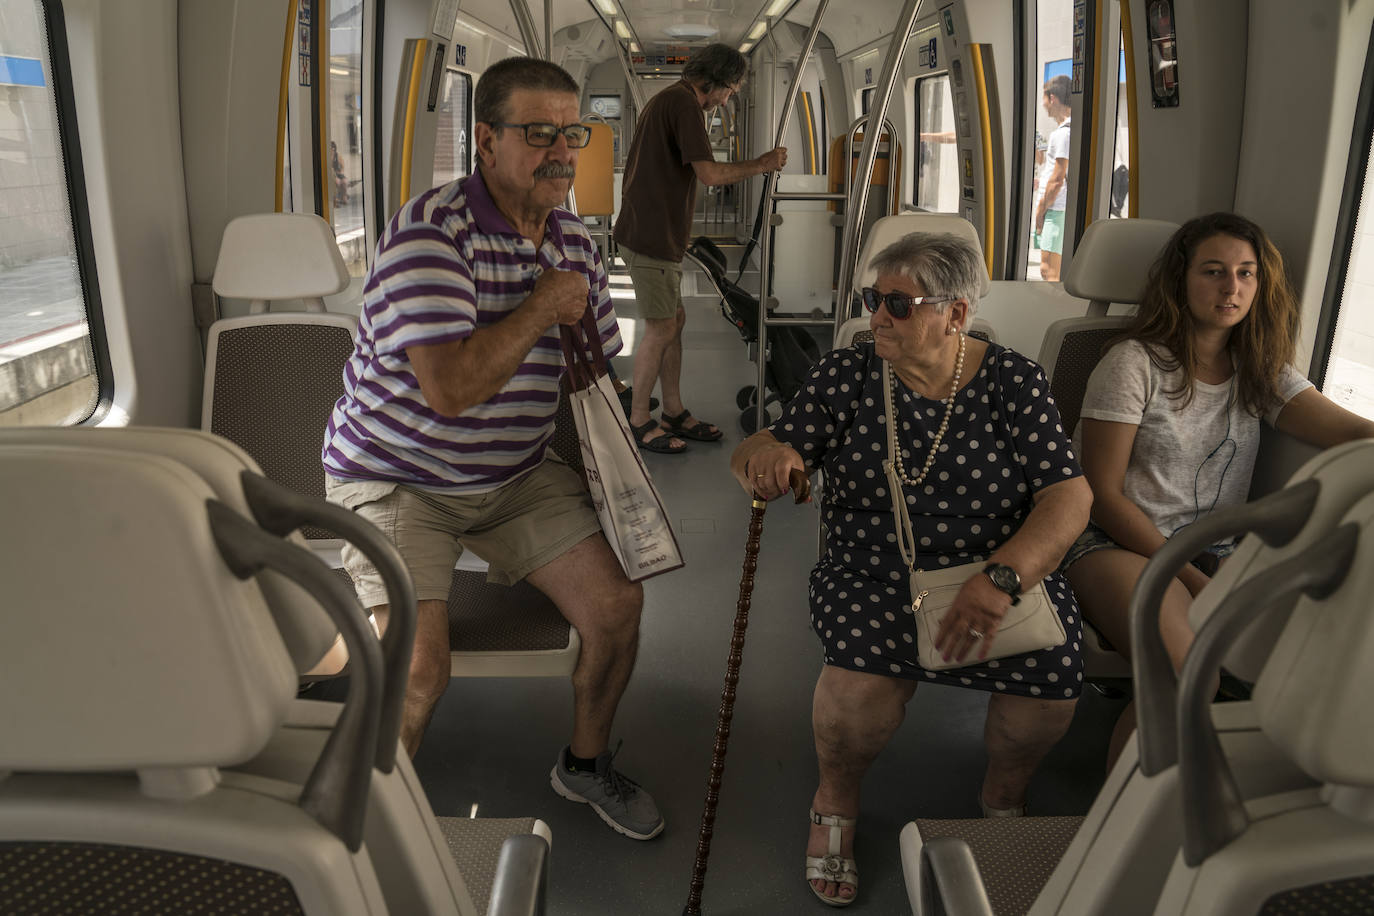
left=983, top=563, right=1022, bottom=605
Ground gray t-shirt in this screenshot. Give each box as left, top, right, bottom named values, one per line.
left=1074, top=340, right=1312, bottom=540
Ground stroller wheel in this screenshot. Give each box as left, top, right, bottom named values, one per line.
left=739, top=405, right=774, bottom=434
left=735, top=385, right=758, bottom=410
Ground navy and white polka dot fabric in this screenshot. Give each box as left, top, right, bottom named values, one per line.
left=770, top=341, right=1086, bottom=698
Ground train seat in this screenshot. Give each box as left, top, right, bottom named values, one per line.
left=1035, top=218, right=1181, bottom=682
left=205, top=212, right=581, bottom=680
left=0, top=439, right=389, bottom=914
left=899, top=438, right=1374, bottom=916
left=837, top=212, right=998, bottom=348
left=0, top=427, right=554, bottom=916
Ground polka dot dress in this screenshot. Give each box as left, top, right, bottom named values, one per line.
left=769, top=341, right=1086, bottom=698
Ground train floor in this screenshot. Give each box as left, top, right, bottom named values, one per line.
left=329, top=250, right=1128, bottom=915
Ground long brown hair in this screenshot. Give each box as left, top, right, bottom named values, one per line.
left=1121, top=212, right=1300, bottom=416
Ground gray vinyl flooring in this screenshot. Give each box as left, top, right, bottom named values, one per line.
left=339, top=245, right=1126, bottom=915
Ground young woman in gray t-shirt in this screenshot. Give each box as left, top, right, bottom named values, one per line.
left=1063, top=212, right=1374, bottom=767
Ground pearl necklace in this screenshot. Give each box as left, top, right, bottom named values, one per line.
left=889, top=331, right=965, bottom=488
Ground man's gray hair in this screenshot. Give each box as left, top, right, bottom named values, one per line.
left=869, top=231, right=984, bottom=315
left=682, top=44, right=748, bottom=92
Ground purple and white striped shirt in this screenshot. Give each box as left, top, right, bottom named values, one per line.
left=322, top=169, right=621, bottom=493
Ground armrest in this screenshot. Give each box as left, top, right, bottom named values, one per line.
left=901, top=824, right=994, bottom=916
left=486, top=834, right=550, bottom=916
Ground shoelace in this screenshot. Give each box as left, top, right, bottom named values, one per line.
left=598, top=740, right=640, bottom=801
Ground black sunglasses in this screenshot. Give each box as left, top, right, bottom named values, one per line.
left=861, top=287, right=956, bottom=320
left=489, top=121, right=592, bottom=148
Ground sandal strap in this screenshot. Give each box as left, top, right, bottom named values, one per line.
left=809, top=809, right=857, bottom=828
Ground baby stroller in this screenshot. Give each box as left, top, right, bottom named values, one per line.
left=684, top=236, right=822, bottom=433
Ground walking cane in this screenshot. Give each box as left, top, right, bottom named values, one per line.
left=683, top=467, right=812, bottom=916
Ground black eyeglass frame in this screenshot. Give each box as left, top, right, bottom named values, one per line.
left=487, top=121, right=592, bottom=148
left=860, top=287, right=957, bottom=320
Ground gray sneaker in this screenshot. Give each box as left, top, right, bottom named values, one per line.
left=550, top=744, right=665, bottom=840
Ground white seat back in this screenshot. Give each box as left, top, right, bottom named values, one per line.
left=852, top=213, right=992, bottom=301
left=1061, top=218, right=1179, bottom=316
left=213, top=213, right=350, bottom=313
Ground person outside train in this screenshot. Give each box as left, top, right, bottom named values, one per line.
left=1034, top=76, right=1072, bottom=282
left=615, top=43, right=787, bottom=453
left=730, top=232, right=1092, bottom=907
left=1063, top=212, right=1374, bottom=768
left=322, top=56, right=664, bottom=841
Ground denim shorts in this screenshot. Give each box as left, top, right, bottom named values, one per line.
left=1060, top=521, right=1236, bottom=575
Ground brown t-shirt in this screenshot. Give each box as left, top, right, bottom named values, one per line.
left=613, top=80, right=715, bottom=263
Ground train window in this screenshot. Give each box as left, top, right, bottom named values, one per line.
left=915, top=75, right=958, bottom=212
left=1028, top=0, right=1075, bottom=281
left=861, top=86, right=874, bottom=115
left=1321, top=127, right=1374, bottom=419
left=1108, top=35, right=1131, bottom=219
left=433, top=69, right=472, bottom=186
left=0, top=0, right=101, bottom=427
left=327, top=0, right=366, bottom=278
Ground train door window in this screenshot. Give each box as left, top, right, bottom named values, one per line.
left=1028, top=0, right=1075, bottom=281
left=1108, top=34, right=1130, bottom=218
left=0, top=0, right=102, bottom=426
left=861, top=86, right=874, bottom=115
left=915, top=74, right=959, bottom=212
left=1322, top=129, right=1374, bottom=420
left=433, top=68, right=472, bottom=186
left=327, top=0, right=367, bottom=278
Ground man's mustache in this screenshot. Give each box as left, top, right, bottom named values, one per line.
left=534, top=162, right=576, bottom=179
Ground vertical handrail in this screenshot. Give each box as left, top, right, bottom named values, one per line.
left=544, top=0, right=553, bottom=61
left=752, top=0, right=834, bottom=431
left=831, top=113, right=896, bottom=330
left=508, top=0, right=545, bottom=58
left=275, top=0, right=301, bottom=212
left=833, top=0, right=929, bottom=333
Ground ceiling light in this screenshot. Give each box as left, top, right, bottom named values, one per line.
left=766, top=0, right=790, bottom=17
left=664, top=23, right=718, bottom=39
left=629, top=41, right=640, bottom=52
left=747, top=21, right=767, bottom=40
left=614, top=19, right=631, bottom=39
left=739, top=41, right=754, bottom=53
left=593, top=0, right=616, bottom=16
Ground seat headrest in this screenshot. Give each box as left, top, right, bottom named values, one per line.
left=853, top=213, right=992, bottom=299
left=0, top=428, right=338, bottom=673
left=1062, top=218, right=1180, bottom=304
left=0, top=444, right=297, bottom=770
left=213, top=213, right=350, bottom=302
left=1254, top=482, right=1374, bottom=787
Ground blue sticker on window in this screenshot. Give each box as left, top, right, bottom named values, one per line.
left=0, top=55, right=45, bottom=88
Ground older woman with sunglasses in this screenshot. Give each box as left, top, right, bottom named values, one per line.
left=730, top=232, right=1091, bottom=907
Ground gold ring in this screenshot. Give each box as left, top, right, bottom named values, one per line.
left=755, top=473, right=766, bottom=478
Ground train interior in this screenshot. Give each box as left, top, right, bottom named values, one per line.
left=4, top=0, right=1374, bottom=913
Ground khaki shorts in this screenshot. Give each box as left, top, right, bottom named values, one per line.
left=325, top=455, right=603, bottom=608
left=621, top=245, right=683, bottom=321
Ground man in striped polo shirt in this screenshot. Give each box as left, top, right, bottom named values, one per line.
left=322, top=57, right=663, bottom=841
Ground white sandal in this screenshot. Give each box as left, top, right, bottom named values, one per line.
left=804, top=809, right=858, bottom=907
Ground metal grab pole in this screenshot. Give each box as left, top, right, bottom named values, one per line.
left=753, top=0, right=834, bottom=432
left=833, top=0, right=928, bottom=342
left=508, top=0, right=544, bottom=58
left=543, top=0, right=552, bottom=62
left=683, top=470, right=812, bottom=916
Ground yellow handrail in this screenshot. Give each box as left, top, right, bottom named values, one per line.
left=275, top=0, right=300, bottom=212
left=399, top=40, right=429, bottom=204
left=969, top=44, right=996, bottom=276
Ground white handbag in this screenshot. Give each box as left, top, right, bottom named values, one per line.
left=880, top=359, right=1065, bottom=671
left=560, top=310, right=685, bottom=582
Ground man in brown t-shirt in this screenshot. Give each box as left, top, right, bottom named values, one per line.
left=614, top=44, right=786, bottom=452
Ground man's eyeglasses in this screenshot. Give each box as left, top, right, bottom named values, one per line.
left=861, top=287, right=956, bottom=320
left=489, top=121, right=592, bottom=148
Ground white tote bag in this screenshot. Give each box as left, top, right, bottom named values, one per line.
left=560, top=310, right=684, bottom=582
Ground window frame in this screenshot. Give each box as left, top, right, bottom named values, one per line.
left=38, top=0, right=112, bottom=423
left=1309, top=18, right=1374, bottom=389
